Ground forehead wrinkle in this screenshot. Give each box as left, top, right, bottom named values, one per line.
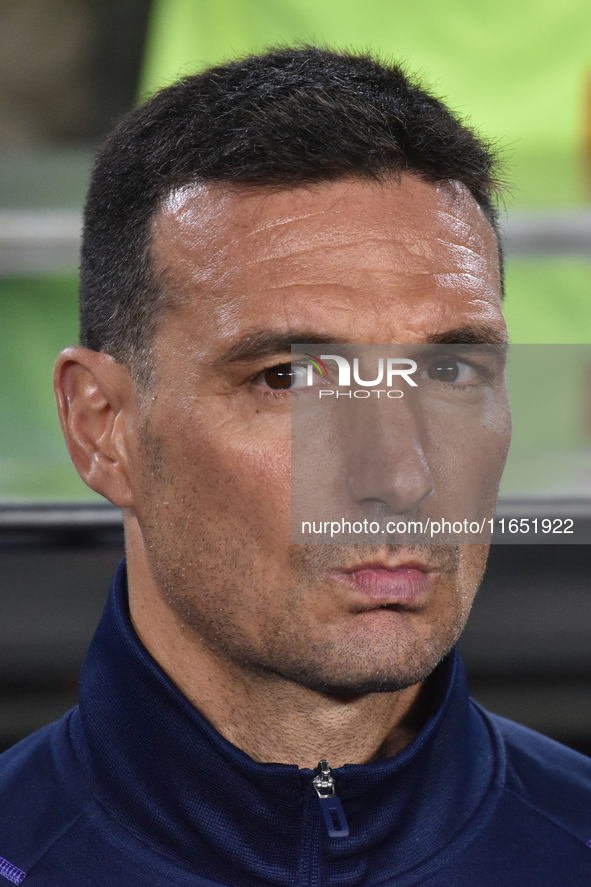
left=434, top=204, right=481, bottom=230
left=236, top=191, right=489, bottom=256
left=434, top=207, right=498, bottom=258
left=239, top=194, right=395, bottom=240
left=236, top=216, right=496, bottom=271
left=238, top=238, right=399, bottom=269
left=238, top=243, right=494, bottom=284
left=392, top=236, right=493, bottom=270
left=151, top=230, right=230, bottom=297
left=240, top=204, right=343, bottom=238
left=235, top=177, right=393, bottom=234
left=239, top=225, right=414, bottom=266
left=229, top=261, right=500, bottom=302
left=157, top=177, right=498, bottom=283
left=433, top=270, right=501, bottom=291
left=151, top=178, right=503, bottom=350
left=434, top=240, right=491, bottom=261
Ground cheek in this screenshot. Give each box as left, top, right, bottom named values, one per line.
left=147, top=401, right=293, bottom=545
left=457, top=544, right=489, bottom=605
left=425, top=394, right=511, bottom=510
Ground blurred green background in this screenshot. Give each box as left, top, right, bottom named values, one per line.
left=1, top=0, right=590, bottom=501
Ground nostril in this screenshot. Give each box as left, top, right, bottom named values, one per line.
left=346, top=468, right=434, bottom=514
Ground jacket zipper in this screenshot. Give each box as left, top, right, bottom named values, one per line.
left=312, top=759, right=350, bottom=838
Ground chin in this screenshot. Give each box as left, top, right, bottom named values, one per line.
left=270, top=641, right=452, bottom=698
left=299, top=676, right=425, bottom=698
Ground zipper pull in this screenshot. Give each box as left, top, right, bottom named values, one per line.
left=313, top=759, right=350, bottom=838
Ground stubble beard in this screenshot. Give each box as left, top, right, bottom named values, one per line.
left=136, top=414, right=485, bottom=698
left=139, top=501, right=481, bottom=697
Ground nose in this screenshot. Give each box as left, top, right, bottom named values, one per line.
left=340, top=394, right=434, bottom=515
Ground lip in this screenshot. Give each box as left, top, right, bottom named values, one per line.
left=330, top=559, right=437, bottom=605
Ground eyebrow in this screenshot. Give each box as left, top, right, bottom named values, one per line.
left=426, top=326, right=508, bottom=345
left=215, top=324, right=508, bottom=365
left=214, top=331, right=347, bottom=365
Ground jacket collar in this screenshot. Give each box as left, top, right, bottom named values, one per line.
left=73, top=560, right=502, bottom=885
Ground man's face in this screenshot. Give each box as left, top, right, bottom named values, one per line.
left=126, top=176, right=508, bottom=694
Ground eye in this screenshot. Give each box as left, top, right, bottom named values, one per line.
left=259, top=362, right=307, bottom=390
left=426, top=357, right=479, bottom=385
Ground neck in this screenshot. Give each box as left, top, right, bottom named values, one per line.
left=126, top=531, right=431, bottom=770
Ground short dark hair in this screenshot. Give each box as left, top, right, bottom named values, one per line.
left=80, top=46, right=502, bottom=383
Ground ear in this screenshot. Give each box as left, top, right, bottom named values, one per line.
left=53, top=348, right=136, bottom=508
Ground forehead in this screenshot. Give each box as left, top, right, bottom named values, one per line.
left=150, top=176, right=504, bottom=352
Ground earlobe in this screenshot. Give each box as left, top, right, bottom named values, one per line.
left=53, top=347, right=135, bottom=508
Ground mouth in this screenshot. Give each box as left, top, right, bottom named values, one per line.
left=330, top=557, right=438, bottom=606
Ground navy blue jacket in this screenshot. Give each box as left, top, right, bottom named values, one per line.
left=1, top=561, right=591, bottom=886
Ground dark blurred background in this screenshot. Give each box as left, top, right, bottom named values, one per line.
left=1, top=0, right=590, bottom=755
